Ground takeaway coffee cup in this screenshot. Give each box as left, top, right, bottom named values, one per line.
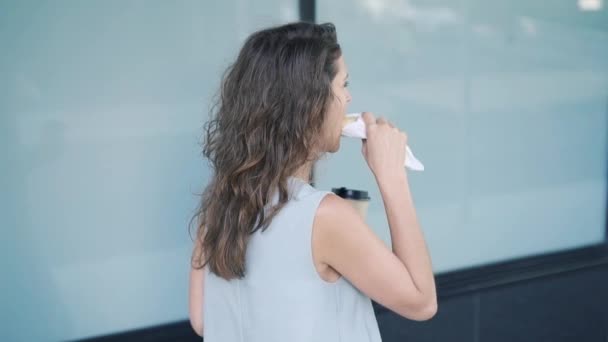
left=331, top=187, right=371, bottom=221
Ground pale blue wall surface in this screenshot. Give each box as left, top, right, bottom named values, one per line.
left=0, top=1, right=297, bottom=341
left=315, top=0, right=608, bottom=273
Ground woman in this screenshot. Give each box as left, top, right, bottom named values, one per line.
left=189, top=22, right=436, bottom=341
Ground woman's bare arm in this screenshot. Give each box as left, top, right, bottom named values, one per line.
left=188, top=244, right=204, bottom=337
left=314, top=111, right=436, bottom=320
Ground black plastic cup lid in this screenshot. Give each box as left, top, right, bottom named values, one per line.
left=331, top=187, right=370, bottom=200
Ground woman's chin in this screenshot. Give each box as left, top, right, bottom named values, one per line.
left=330, top=139, right=341, bottom=153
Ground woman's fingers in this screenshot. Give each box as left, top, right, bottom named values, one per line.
left=361, top=112, right=376, bottom=127
left=376, top=117, right=395, bottom=128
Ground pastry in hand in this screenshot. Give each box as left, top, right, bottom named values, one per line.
left=342, top=114, right=360, bottom=128
left=341, top=112, right=425, bottom=171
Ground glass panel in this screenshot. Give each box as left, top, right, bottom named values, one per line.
left=316, top=0, right=608, bottom=273
left=0, top=1, right=297, bottom=340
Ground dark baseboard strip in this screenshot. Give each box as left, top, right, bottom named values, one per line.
left=437, top=243, right=608, bottom=295
left=74, top=320, right=200, bottom=342
left=373, top=243, right=608, bottom=314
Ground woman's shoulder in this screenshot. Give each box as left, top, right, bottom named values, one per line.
left=315, top=192, right=356, bottom=219
left=288, top=178, right=331, bottom=200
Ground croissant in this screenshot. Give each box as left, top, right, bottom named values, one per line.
left=342, top=115, right=359, bottom=128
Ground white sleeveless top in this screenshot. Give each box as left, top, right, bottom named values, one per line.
left=203, top=177, right=382, bottom=341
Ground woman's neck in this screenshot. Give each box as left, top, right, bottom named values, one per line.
left=292, top=160, right=314, bottom=183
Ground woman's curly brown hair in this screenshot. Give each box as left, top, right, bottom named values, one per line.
left=190, top=22, right=342, bottom=280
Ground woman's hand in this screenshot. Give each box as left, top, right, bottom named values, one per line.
left=360, top=112, right=407, bottom=181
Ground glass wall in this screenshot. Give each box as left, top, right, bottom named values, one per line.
left=315, top=0, right=608, bottom=273
left=1, top=1, right=606, bottom=340
left=0, top=1, right=297, bottom=341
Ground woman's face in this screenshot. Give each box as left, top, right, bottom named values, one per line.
left=320, top=55, right=352, bottom=153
